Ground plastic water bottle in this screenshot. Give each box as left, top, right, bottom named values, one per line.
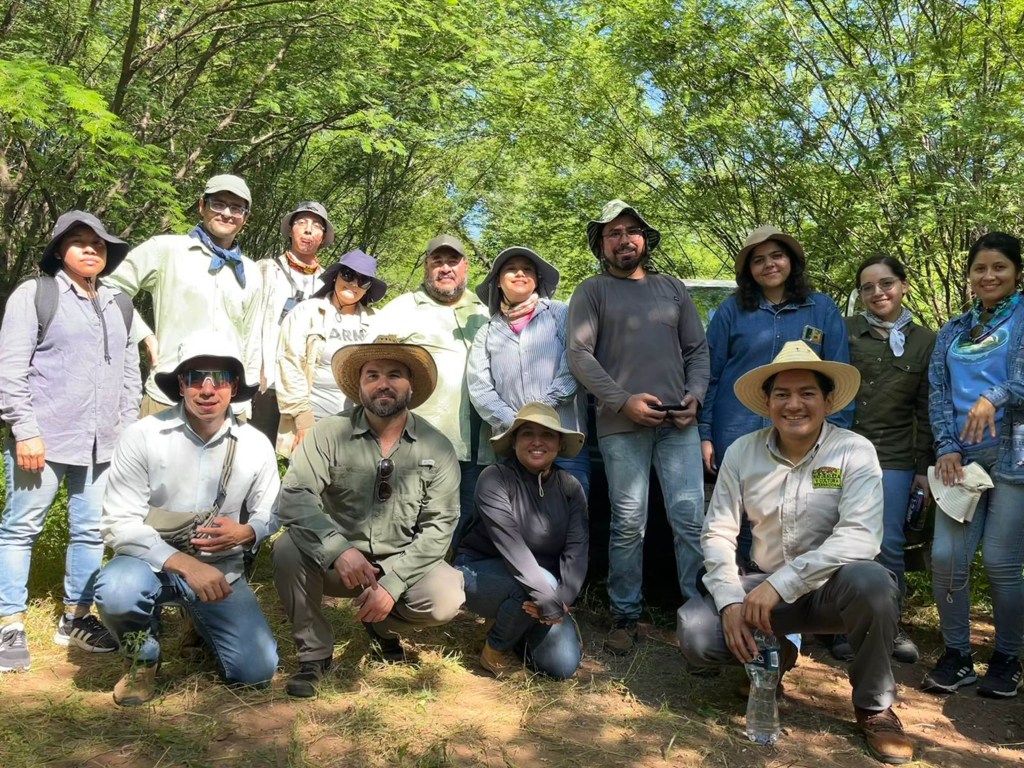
left=744, top=629, right=781, bottom=745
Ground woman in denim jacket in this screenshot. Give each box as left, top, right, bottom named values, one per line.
left=923, top=232, right=1024, bottom=699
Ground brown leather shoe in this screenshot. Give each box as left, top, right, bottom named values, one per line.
left=479, top=641, right=522, bottom=677
left=113, top=663, right=159, bottom=707
left=855, top=707, right=914, bottom=765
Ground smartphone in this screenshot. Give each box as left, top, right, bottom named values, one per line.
left=650, top=403, right=687, bottom=412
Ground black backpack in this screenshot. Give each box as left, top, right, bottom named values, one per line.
left=31, top=274, right=133, bottom=344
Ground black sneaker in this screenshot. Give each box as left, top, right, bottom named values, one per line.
left=831, top=633, right=854, bottom=661
left=285, top=657, right=332, bottom=698
left=978, top=651, right=1022, bottom=698
left=363, top=623, right=418, bottom=664
left=921, top=647, right=977, bottom=693
left=892, top=626, right=920, bottom=664
left=54, top=614, right=118, bottom=653
left=0, top=623, right=31, bottom=672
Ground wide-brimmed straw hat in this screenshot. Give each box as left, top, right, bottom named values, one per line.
left=490, top=402, right=585, bottom=458
left=314, top=249, right=387, bottom=303
left=280, top=200, right=335, bottom=248
left=474, top=246, right=560, bottom=314
left=40, top=211, right=129, bottom=277
left=735, top=225, right=806, bottom=277
left=928, top=462, right=994, bottom=523
left=733, top=341, right=860, bottom=418
left=153, top=330, right=257, bottom=404
left=585, top=199, right=661, bottom=258
left=331, top=335, right=437, bottom=410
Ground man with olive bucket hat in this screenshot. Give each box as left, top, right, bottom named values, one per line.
left=676, top=341, right=913, bottom=764
left=568, top=199, right=710, bottom=656
left=93, top=330, right=280, bottom=706
left=0, top=210, right=141, bottom=671
left=251, top=201, right=334, bottom=445
left=274, top=335, right=464, bottom=697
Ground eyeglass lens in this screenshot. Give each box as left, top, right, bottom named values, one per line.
left=339, top=266, right=372, bottom=289
left=181, top=369, right=234, bottom=388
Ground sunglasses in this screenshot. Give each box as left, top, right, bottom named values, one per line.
left=374, top=458, right=395, bottom=502
left=179, top=369, right=235, bottom=389
left=338, top=266, right=372, bottom=290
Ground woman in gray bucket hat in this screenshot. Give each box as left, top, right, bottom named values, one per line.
left=0, top=211, right=142, bottom=670
left=467, top=246, right=590, bottom=495
left=274, top=249, right=386, bottom=456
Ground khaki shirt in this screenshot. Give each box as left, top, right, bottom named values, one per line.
left=702, top=422, right=883, bottom=611
left=279, top=407, right=460, bottom=600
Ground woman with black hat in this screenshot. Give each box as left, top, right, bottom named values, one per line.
left=0, top=211, right=141, bottom=671
left=275, top=249, right=387, bottom=455
left=468, top=247, right=589, bottom=494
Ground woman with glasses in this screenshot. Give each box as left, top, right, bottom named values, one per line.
left=845, top=256, right=935, bottom=665
left=468, top=247, right=589, bottom=496
left=275, top=249, right=386, bottom=455
left=455, top=403, right=588, bottom=679
left=922, top=232, right=1024, bottom=699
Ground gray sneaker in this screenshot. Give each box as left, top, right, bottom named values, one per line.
left=0, top=622, right=31, bottom=672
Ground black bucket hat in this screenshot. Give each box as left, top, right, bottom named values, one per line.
left=40, top=211, right=129, bottom=277
left=314, top=249, right=387, bottom=303
left=474, top=246, right=560, bottom=314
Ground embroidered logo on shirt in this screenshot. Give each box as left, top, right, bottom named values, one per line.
left=811, top=466, right=842, bottom=489
left=802, top=325, right=824, bottom=345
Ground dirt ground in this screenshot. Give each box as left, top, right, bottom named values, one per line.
left=1, top=588, right=1021, bottom=768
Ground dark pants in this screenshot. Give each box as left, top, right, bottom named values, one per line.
left=249, top=389, right=280, bottom=448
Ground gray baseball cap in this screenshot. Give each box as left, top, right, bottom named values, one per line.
left=203, top=174, right=252, bottom=206
left=425, top=234, right=467, bottom=259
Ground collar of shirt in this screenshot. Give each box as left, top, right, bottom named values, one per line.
left=412, top=286, right=484, bottom=310
left=349, top=405, right=420, bottom=443
left=765, top=421, right=833, bottom=467
left=758, top=294, right=815, bottom=312
left=161, top=402, right=241, bottom=446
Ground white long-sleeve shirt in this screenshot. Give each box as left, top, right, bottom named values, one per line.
left=702, top=422, right=883, bottom=611
left=257, top=254, right=324, bottom=390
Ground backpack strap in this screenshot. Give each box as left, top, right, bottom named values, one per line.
left=111, top=290, right=134, bottom=337
left=33, top=275, right=58, bottom=346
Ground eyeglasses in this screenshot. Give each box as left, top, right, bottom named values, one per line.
left=205, top=197, right=249, bottom=217
left=970, top=308, right=996, bottom=341
left=292, top=215, right=326, bottom=233
left=338, top=266, right=372, bottom=290
left=374, top=458, right=395, bottom=502
left=601, top=227, right=646, bottom=242
left=859, top=278, right=900, bottom=295
left=179, top=369, right=235, bottom=389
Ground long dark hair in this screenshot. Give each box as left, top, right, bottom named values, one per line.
left=966, top=232, right=1022, bottom=273
left=736, top=239, right=812, bottom=311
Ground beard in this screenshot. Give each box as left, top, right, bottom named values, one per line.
left=362, top=388, right=413, bottom=418
left=422, top=275, right=467, bottom=304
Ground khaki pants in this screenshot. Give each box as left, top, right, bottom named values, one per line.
left=140, top=394, right=171, bottom=418
left=272, top=529, right=465, bottom=662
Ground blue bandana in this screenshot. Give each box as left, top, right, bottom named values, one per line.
left=190, top=225, right=246, bottom=288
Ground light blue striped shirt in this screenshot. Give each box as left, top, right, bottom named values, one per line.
left=467, top=299, right=584, bottom=434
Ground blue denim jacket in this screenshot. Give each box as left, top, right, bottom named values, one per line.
left=928, top=305, right=1024, bottom=482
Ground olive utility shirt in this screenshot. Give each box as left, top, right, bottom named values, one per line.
left=845, top=316, right=936, bottom=474
left=278, top=406, right=460, bottom=601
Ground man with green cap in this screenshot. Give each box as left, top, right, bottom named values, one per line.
left=568, top=199, right=710, bottom=655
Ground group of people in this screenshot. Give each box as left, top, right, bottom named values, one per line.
left=0, top=175, right=1020, bottom=766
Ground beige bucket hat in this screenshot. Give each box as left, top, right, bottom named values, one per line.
left=490, top=402, right=586, bottom=458
left=735, top=225, right=806, bottom=277
left=928, top=462, right=994, bottom=523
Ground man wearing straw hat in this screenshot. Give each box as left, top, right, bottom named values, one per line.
left=677, top=341, right=913, bottom=764
left=273, top=335, right=464, bottom=698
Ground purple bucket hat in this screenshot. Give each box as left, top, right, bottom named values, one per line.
left=314, top=249, right=387, bottom=303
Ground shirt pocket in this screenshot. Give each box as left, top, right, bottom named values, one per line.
left=885, top=357, right=927, bottom=405
left=801, top=489, right=842, bottom=545
left=649, top=296, right=681, bottom=328
left=325, top=466, right=374, bottom=526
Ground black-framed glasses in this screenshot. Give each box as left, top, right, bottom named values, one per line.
left=205, top=197, right=249, bottom=217
left=601, top=227, right=645, bottom=241
left=338, top=265, right=372, bottom=290
left=179, top=369, right=235, bottom=389
left=374, top=458, right=395, bottom=502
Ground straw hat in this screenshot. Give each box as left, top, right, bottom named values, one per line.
left=153, top=330, right=257, bottom=404
left=928, top=462, right=994, bottom=523
left=331, top=335, right=437, bottom=410
left=490, top=402, right=586, bottom=458
left=733, top=341, right=860, bottom=418
left=735, top=225, right=806, bottom=277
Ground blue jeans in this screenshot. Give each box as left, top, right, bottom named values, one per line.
left=878, top=468, right=915, bottom=609
left=931, top=455, right=1024, bottom=657
left=599, top=425, right=704, bottom=618
left=455, top=556, right=581, bottom=679
left=453, top=461, right=486, bottom=547
left=94, top=555, right=277, bottom=686
left=554, top=451, right=592, bottom=500
left=0, top=443, right=107, bottom=617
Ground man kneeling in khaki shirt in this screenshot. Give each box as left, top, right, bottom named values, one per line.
left=273, top=335, right=465, bottom=698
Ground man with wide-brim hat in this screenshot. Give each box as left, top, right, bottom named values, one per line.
left=93, top=329, right=280, bottom=707
left=252, top=201, right=338, bottom=446
left=677, top=341, right=914, bottom=764
left=568, top=198, right=710, bottom=656
left=274, top=335, right=464, bottom=698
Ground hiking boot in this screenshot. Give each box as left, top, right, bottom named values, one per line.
left=479, top=640, right=522, bottom=678
left=113, top=662, right=159, bottom=706
left=891, top=626, right=919, bottom=664
left=363, top=623, right=419, bottom=664
left=831, top=633, right=854, bottom=661
left=736, top=634, right=799, bottom=698
left=921, top=647, right=977, bottom=693
left=855, top=707, right=914, bottom=764
left=53, top=614, right=117, bottom=653
left=285, top=657, right=332, bottom=698
left=0, top=622, right=30, bottom=672
left=604, top=619, right=639, bottom=656
left=978, top=651, right=1023, bottom=698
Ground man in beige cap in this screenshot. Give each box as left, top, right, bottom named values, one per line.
left=373, top=234, right=491, bottom=543
left=106, top=174, right=263, bottom=419
left=676, top=341, right=913, bottom=765
left=273, top=335, right=464, bottom=698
